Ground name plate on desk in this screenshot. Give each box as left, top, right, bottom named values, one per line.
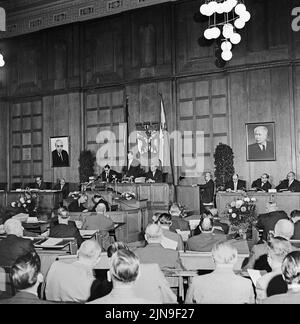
left=268, top=189, right=277, bottom=193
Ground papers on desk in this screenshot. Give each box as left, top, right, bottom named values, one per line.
left=39, top=238, right=63, bottom=247
left=188, top=219, right=200, bottom=231
left=176, top=230, right=190, bottom=242
left=26, top=217, right=39, bottom=223
left=247, top=269, right=262, bottom=286
left=80, top=230, right=98, bottom=238
left=161, top=236, right=178, bottom=250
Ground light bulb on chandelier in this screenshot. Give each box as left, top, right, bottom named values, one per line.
left=234, top=18, right=246, bottom=29
left=221, top=40, right=232, bottom=52
left=230, top=32, right=241, bottom=44
left=221, top=50, right=233, bottom=61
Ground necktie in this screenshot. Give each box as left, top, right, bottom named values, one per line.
left=261, top=145, right=265, bottom=151
left=59, top=153, right=63, bottom=161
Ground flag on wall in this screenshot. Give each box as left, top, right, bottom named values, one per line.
left=159, top=95, right=170, bottom=167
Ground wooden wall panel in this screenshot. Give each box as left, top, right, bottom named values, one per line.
left=230, top=67, right=294, bottom=188
left=0, top=102, right=8, bottom=183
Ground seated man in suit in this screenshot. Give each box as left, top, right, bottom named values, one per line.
left=134, top=224, right=184, bottom=270
left=68, top=193, right=89, bottom=212
left=263, top=251, right=300, bottom=304
left=158, top=213, right=184, bottom=251
left=145, top=163, right=163, bottom=183
left=255, top=237, right=292, bottom=303
left=88, top=249, right=156, bottom=304
left=88, top=242, right=177, bottom=303
left=185, top=242, right=254, bottom=304
left=256, top=202, right=289, bottom=242
left=290, top=210, right=300, bottom=240
left=251, top=173, right=272, bottom=192
left=169, top=203, right=190, bottom=233
left=243, top=219, right=295, bottom=272
left=193, top=171, right=215, bottom=204
left=186, top=217, right=227, bottom=252
left=0, top=252, right=52, bottom=304
left=276, top=171, right=300, bottom=192
left=49, top=207, right=83, bottom=248
left=90, top=194, right=109, bottom=212
left=32, top=177, right=46, bottom=190
left=53, top=178, right=69, bottom=199
left=101, top=164, right=120, bottom=183
left=225, top=173, right=246, bottom=192
left=45, top=240, right=102, bottom=303
left=0, top=219, right=35, bottom=267
left=122, top=151, right=144, bottom=180
left=81, top=203, right=114, bottom=251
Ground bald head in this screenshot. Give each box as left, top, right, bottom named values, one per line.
left=200, top=217, right=213, bottom=232
left=274, top=219, right=295, bottom=240
left=78, top=240, right=101, bottom=264
left=145, top=223, right=163, bottom=243
left=95, top=203, right=107, bottom=213
left=4, top=219, right=23, bottom=237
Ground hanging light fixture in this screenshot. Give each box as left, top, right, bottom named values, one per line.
left=0, top=53, right=5, bottom=67
left=201, top=0, right=251, bottom=63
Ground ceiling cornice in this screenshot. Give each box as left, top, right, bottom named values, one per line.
left=0, top=0, right=180, bottom=39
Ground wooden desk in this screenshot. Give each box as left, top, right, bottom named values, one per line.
left=216, top=191, right=300, bottom=216
left=176, top=185, right=201, bottom=213
left=6, top=191, right=63, bottom=211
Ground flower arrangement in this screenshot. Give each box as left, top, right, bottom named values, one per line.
left=226, top=196, right=257, bottom=238
left=121, top=192, right=136, bottom=200
left=10, top=190, right=39, bottom=216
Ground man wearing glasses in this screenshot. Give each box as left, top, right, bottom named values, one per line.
left=52, top=139, right=70, bottom=167
left=251, top=173, right=272, bottom=192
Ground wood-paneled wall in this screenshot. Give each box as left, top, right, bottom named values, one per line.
left=0, top=0, right=299, bottom=188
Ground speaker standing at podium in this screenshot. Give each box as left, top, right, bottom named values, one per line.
left=193, top=172, right=215, bottom=205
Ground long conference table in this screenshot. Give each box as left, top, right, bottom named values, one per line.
left=216, top=191, right=300, bottom=216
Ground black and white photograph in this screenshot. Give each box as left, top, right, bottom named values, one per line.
left=246, top=122, right=276, bottom=161
left=50, top=136, right=70, bottom=167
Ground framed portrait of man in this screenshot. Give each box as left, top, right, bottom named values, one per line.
left=50, top=136, right=70, bottom=167
left=246, top=122, right=276, bottom=161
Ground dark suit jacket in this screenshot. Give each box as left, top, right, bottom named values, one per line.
left=49, top=221, right=83, bottom=248
left=251, top=179, right=272, bottom=192
left=68, top=200, right=86, bottom=212
left=32, top=182, right=47, bottom=190
left=0, top=235, right=35, bottom=267
left=0, top=291, right=55, bottom=304
left=122, top=159, right=143, bottom=179
left=248, top=141, right=274, bottom=160
left=101, top=170, right=120, bottom=183
left=276, top=179, right=300, bottom=192
left=52, top=149, right=69, bottom=167
left=198, top=179, right=215, bottom=203
left=145, top=170, right=163, bottom=183
left=169, top=217, right=190, bottom=232
left=292, top=221, right=300, bottom=240
left=53, top=183, right=69, bottom=199
left=256, top=210, right=289, bottom=241
left=225, top=179, right=246, bottom=191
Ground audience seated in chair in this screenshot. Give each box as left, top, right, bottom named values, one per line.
left=169, top=203, right=190, bottom=233
left=90, top=194, right=110, bottom=212
left=256, top=202, right=289, bottom=242
left=243, top=219, right=295, bottom=272
left=45, top=240, right=102, bottom=303
left=263, top=251, right=300, bottom=304
left=53, top=178, right=69, bottom=199
left=255, top=237, right=292, bottom=303
left=88, top=249, right=158, bottom=304
left=0, top=219, right=35, bottom=267
left=185, top=242, right=254, bottom=304
left=134, top=224, right=184, bottom=271
left=158, top=213, right=184, bottom=251
left=0, top=252, right=53, bottom=304
left=89, top=242, right=177, bottom=304
left=185, top=217, right=227, bottom=252
left=68, top=193, right=89, bottom=212
left=290, top=210, right=300, bottom=240
left=81, top=203, right=114, bottom=251
left=49, top=207, right=83, bottom=248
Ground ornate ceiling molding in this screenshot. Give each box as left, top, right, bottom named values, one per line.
left=0, top=0, right=179, bottom=38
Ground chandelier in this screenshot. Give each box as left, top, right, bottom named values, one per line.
left=200, top=0, right=251, bottom=61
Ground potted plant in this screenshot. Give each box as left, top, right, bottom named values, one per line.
left=214, top=143, right=234, bottom=191
left=78, top=150, right=96, bottom=183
